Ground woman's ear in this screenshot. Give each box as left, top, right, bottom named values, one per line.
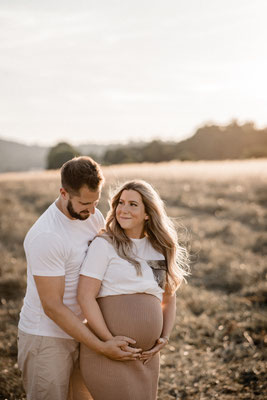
left=145, top=215, right=149, bottom=220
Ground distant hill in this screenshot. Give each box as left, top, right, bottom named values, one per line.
left=0, top=139, right=48, bottom=173
left=0, top=140, right=117, bottom=173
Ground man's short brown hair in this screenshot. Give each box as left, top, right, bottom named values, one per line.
left=61, top=156, right=104, bottom=194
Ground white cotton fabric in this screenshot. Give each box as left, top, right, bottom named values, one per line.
left=80, top=236, right=165, bottom=301
left=19, top=202, right=105, bottom=339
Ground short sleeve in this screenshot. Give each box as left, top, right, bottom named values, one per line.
left=80, top=237, right=110, bottom=280
left=25, top=232, right=66, bottom=276
left=95, top=209, right=105, bottom=231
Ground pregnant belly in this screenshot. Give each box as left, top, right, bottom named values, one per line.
left=97, top=293, right=163, bottom=351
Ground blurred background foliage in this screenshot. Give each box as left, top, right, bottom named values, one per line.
left=100, top=121, right=267, bottom=165
left=46, top=142, right=80, bottom=170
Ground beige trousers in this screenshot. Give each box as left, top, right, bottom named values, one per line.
left=17, top=329, right=92, bottom=400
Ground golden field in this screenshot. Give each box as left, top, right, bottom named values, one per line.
left=0, top=160, right=266, bottom=400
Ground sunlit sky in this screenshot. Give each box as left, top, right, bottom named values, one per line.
left=0, top=0, right=267, bottom=146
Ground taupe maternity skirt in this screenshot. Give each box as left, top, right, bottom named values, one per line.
left=80, top=293, right=163, bottom=400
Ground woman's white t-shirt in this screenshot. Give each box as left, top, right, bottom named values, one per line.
left=80, top=236, right=167, bottom=301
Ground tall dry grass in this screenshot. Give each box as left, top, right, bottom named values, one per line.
left=0, top=160, right=266, bottom=399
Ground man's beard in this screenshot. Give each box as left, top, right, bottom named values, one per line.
left=67, top=200, right=90, bottom=220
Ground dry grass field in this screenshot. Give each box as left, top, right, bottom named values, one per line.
left=0, top=160, right=266, bottom=400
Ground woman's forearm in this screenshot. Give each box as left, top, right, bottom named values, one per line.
left=78, top=276, right=113, bottom=341
left=161, top=293, right=176, bottom=339
left=79, top=296, right=113, bottom=341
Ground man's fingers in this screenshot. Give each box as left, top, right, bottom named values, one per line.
left=114, top=340, right=130, bottom=348
left=116, top=341, right=141, bottom=353
left=115, top=335, right=136, bottom=345
left=121, top=345, right=142, bottom=353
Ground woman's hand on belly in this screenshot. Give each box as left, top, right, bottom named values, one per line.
left=139, top=336, right=168, bottom=365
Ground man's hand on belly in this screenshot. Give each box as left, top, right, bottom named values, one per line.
left=100, top=336, right=142, bottom=361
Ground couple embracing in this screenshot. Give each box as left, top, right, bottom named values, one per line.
left=17, top=156, right=189, bottom=400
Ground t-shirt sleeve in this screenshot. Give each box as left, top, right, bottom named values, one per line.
left=25, top=232, right=66, bottom=276
left=95, top=209, right=105, bottom=231
left=80, top=237, right=109, bottom=280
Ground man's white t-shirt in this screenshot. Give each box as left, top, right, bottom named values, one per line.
left=18, top=201, right=105, bottom=339
left=80, top=236, right=166, bottom=301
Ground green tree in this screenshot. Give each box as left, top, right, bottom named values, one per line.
left=46, top=142, right=80, bottom=170
left=103, top=146, right=143, bottom=165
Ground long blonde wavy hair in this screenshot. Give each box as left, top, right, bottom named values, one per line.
left=100, top=180, right=190, bottom=294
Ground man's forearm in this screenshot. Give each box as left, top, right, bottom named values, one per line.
left=44, top=302, right=141, bottom=361
left=44, top=302, right=105, bottom=353
left=34, top=275, right=140, bottom=360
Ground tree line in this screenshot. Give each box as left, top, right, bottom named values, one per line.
left=47, top=121, right=267, bottom=169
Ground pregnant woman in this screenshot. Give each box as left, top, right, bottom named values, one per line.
left=78, top=180, right=189, bottom=400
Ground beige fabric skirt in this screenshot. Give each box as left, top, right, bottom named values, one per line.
left=80, top=293, right=163, bottom=400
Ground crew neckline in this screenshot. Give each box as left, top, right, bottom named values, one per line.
left=130, top=236, right=147, bottom=243
left=53, top=201, right=82, bottom=223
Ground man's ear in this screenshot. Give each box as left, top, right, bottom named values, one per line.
left=60, top=187, right=69, bottom=200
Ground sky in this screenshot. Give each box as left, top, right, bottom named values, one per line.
left=0, top=0, right=267, bottom=146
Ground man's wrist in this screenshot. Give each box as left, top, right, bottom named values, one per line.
left=96, top=340, right=107, bottom=355
left=97, top=335, right=115, bottom=355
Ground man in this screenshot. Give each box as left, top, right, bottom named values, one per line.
left=17, top=156, right=139, bottom=400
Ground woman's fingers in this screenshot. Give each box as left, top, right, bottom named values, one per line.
left=118, top=351, right=140, bottom=360
left=143, top=358, right=153, bottom=365
left=139, top=340, right=167, bottom=362
left=141, top=338, right=168, bottom=356
left=157, top=337, right=167, bottom=344
left=139, top=351, right=157, bottom=362
left=141, top=344, right=162, bottom=356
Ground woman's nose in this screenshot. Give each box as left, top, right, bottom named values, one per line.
left=120, top=204, right=130, bottom=213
